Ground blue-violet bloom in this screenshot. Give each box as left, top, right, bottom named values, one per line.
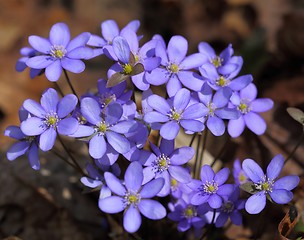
left=99, top=161, right=166, bottom=233
left=242, top=154, right=300, bottom=214
left=16, top=47, right=42, bottom=78
left=146, top=35, right=206, bottom=97
left=20, top=88, right=79, bottom=151
left=78, top=98, right=137, bottom=159
left=144, top=88, right=205, bottom=140
left=5, top=107, right=40, bottom=170
left=142, top=138, right=194, bottom=196
left=228, top=83, right=274, bottom=137
left=190, top=165, right=234, bottom=209
left=197, top=85, right=240, bottom=136
left=26, top=22, right=93, bottom=81
left=215, top=186, right=245, bottom=227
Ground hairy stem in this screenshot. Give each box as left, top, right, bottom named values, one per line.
left=63, top=69, right=80, bottom=103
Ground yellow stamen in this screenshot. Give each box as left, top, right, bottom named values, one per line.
left=123, top=64, right=133, bottom=75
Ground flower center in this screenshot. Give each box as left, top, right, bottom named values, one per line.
left=171, top=178, right=178, bottom=189
left=238, top=172, right=247, bottom=184
left=124, top=191, right=141, bottom=206
left=203, top=180, right=218, bottom=194
left=222, top=201, right=234, bottom=213
left=123, top=64, right=133, bottom=75
left=255, top=176, right=274, bottom=193
left=207, top=102, right=216, bottom=117
left=211, top=56, right=223, bottom=68
left=154, top=153, right=170, bottom=172
left=25, top=136, right=36, bottom=142
left=168, top=108, right=182, bottom=122
left=167, top=63, right=180, bottom=74
left=183, top=205, right=197, bottom=219
left=97, top=121, right=108, bottom=134
left=50, top=45, right=67, bottom=59
left=216, top=76, right=230, bottom=87
left=237, top=99, right=251, bottom=114
left=44, top=113, right=59, bottom=128
left=99, top=93, right=116, bottom=108
left=134, top=54, right=140, bottom=63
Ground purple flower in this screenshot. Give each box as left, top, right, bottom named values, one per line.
left=20, top=88, right=79, bottom=151
left=26, top=22, right=93, bottom=82
left=228, top=83, right=274, bottom=137
left=199, top=64, right=253, bottom=91
left=197, top=85, right=240, bottom=136
left=146, top=35, right=206, bottom=97
left=4, top=108, right=40, bottom=170
left=168, top=194, right=208, bottom=232
left=215, top=186, right=245, bottom=227
left=190, top=165, right=234, bottom=209
left=78, top=98, right=137, bottom=159
left=108, top=30, right=160, bottom=90
left=198, top=42, right=243, bottom=79
left=106, top=36, right=145, bottom=87
left=170, top=175, right=193, bottom=199
left=87, top=19, right=140, bottom=58
left=144, top=88, right=205, bottom=140
left=80, top=163, right=111, bottom=200
left=142, top=138, right=194, bottom=196
left=96, top=78, right=132, bottom=108
left=16, top=47, right=42, bottom=78
left=242, top=154, right=300, bottom=214
left=99, top=161, right=166, bottom=233
left=233, top=159, right=249, bottom=185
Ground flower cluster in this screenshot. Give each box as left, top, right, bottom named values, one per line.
left=6, top=20, right=300, bottom=237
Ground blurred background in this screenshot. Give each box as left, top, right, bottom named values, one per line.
left=0, top=0, right=303, bottom=239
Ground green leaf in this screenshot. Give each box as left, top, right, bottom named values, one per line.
left=240, top=181, right=257, bottom=194
left=287, top=107, right=304, bottom=125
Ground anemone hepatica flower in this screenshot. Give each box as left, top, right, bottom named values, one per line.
left=106, top=36, right=144, bottom=87
left=144, top=88, right=205, bottom=140
left=79, top=98, right=137, bottom=159
left=198, top=42, right=243, bottom=81
left=5, top=108, right=40, bottom=170
left=108, top=30, right=160, bottom=90
left=20, top=88, right=79, bottom=151
left=26, top=22, right=93, bottom=82
left=198, top=85, right=240, bottom=136
left=96, top=78, right=132, bottom=108
left=242, top=154, right=300, bottom=214
left=168, top=194, right=208, bottom=232
left=170, top=176, right=193, bottom=199
left=190, top=165, right=234, bottom=209
left=16, top=47, right=42, bottom=79
left=233, top=159, right=249, bottom=185
left=146, top=35, right=206, bottom=97
left=142, top=138, right=194, bottom=196
left=215, top=186, right=245, bottom=227
left=80, top=163, right=111, bottom=200
left=99, top=161, right=166, bottom=233
left=228, top=83, right=274, bottom=137
left=199, top=64, right=253, bottom=91
left=87, top=19, right=140, bottom=58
